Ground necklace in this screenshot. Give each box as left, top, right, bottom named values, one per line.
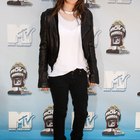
left=63, top=10, right=74, bottom=15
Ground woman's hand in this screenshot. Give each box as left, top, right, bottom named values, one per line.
left=40, top=88, right=49, bottom=91
left=88, top=82, right=97, bottom=94
left=88, top=82, right=96, bottom=87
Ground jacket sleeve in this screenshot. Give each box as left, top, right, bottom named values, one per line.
left=88, top=11, right=99, bottom=84
left=38, top=11, right=49, bottom=88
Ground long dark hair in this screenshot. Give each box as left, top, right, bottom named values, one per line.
left=52, top=0, right=85, bottom=18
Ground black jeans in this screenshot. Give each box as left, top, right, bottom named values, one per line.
left=49, top=69, right=88, bottom=140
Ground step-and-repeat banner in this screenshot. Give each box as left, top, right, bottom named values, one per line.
left=0, top=0, right=140, bottom=139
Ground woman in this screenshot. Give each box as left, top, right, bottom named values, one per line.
left=38, top=0, right=99, bottom=140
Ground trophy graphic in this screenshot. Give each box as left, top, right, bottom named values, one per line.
left=41, top=106, right=54, bottom=135
left=106, top=20, right=129, bottom=54
left=8, top=62, right=31, bottom=95
left=102, top=105, right=124, bottom=136
left=7, top=0, right=32, bottom=6
left=84, top=0, right=100, bottom=8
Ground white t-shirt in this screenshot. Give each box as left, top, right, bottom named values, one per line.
left=48, top=13, right=87, bottom=77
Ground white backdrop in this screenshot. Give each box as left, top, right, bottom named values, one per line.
left=0, top=0, right=140, bottom=139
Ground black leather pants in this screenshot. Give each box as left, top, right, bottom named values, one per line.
left=49, top=69, right=88, bottom=140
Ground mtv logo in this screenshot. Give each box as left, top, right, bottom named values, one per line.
left=104, top=71, right=130, bottom=92
left=135, top=112, right=140, bottom=130
left=9, top=112, right=35, bottom=130
left=108, top=0, right=132, bottom=4
left=72, top=112, right=95, bottom=130
left=7, top=24, right=35, bottom=47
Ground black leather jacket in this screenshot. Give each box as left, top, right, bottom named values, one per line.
left=38, top=8, right=99, bottom=88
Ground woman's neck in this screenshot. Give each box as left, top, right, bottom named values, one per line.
left=63, top=1, right=75, bottom=12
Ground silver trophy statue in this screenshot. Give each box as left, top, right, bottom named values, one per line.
left=84, top=0, right=100, bottom=8
left=41, top=106, right=54, bottom=135
left=7, top=0, right=32, bottom=6
left=106, top=20, right=129, bottom=54
left=102, top=105, right=124, bottom=136
left=8, top=62, right=31, bottom=95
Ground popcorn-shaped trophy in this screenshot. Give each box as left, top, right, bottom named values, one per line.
left=7, top=0, right=32, bottom=6
left=84, top=0, right=100, bottom=8
left=8, top=62, right=31, bottom=95
left=41, top=106, right=54, bottom=135
left=106, top=20, right=129, bottom=54
left=102, top=105, right=124, bottom=136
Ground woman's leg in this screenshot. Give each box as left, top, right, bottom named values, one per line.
left=49, top=75, right=69, bottom=140
left=69, top=69, right=88, bottom=140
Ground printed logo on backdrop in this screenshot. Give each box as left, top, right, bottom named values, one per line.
left=41, top=106, right=54, bottom=135
left=9, top=112, right=35, bottom=130
left=108, top=0, right=132, bottom=4
left=7, top=0, right=32, bottom=6
left=8, top=62, right=32, bottom=95
left=7, top=24, right=35, bottom=47
left=95, top=29, right=102, bottom=48
left=72, top=112, right=96, bottom=130
left=104, top=71, right=130, bottom=92
left=84, top=0, right=100, bottom=8
left=135, top=112, right=140, bottom=131
left=102, top=105, right=125, bottom=136
left=106, top=20, right=129, bottom=54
